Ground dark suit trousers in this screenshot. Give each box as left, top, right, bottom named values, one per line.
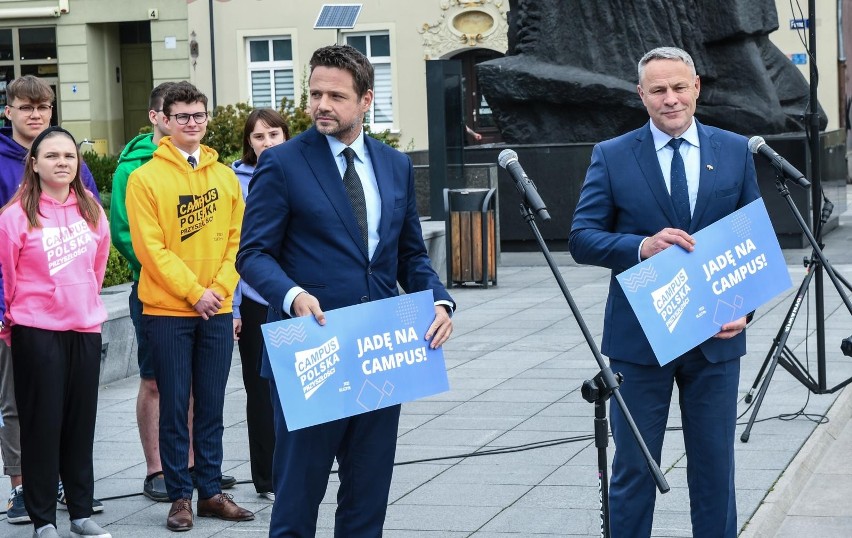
left=146, top=313, right=233, bottom=501
left=12, top=326, right=100, bottom=529
left=269, top=377, right=401, bottom=538
left=236, top=297, right=275, bottom=493
left=609, top=350, right=739, bottom=538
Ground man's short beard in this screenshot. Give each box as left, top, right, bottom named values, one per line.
left=315, top=115, right=364, bottom=140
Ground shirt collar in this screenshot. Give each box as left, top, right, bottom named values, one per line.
left=174, top=144, right=201, bottom=164
left=650, top=119, right=700, bottom=151
left=325, top=129, right=367, bottom=162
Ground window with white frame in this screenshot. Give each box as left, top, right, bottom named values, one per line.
left=345, top=32, right=392, bottom=129
left=247, top=37, right=294, bottom=108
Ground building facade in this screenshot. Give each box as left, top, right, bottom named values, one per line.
left=0, top=0, right=189, bottom=153
left=0, top=0, right=841, bottom=154
left=186, top=0, right=509, bottom=151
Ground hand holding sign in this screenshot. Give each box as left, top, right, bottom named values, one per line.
left=641, top=228, right=696, bottom=259
left=262, top=290, right=449, bottom=430
left=618, top=199, right=792, bottom=365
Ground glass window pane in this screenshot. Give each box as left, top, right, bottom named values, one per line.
left=273, top=69, right=294, bottom=105
left=346, top=35, right=367, bottom=55
left=250, top=70, right=272, bottom=108
left=477, top=94, right=495, bottom=128
left=0, top=30, right=12, bottom=61
left=372, top=63, right=392, bottom=124
left=0, top=67, right=14, bottom=119
left=370, top=34, right=390, bottom=57
left=19, top=27, right=56, bottom=60
left=20, top=64, right=58, bottom=77
left=249, top=40, right=269, bottom=63
left=272, top=39, right=292, bottom=61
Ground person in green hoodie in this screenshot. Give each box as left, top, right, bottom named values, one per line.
left=110, top=82, right=236, bottom=503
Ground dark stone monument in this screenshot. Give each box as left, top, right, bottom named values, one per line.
left=478, top=0, right=827, bottom=144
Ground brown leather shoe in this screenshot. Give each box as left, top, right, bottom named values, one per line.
left=167, top=498, right=194, bottom=531
left=197, top=493, right=255, bottom=521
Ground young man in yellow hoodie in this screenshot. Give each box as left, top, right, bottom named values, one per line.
left=126, top=81, right=253, bottom=532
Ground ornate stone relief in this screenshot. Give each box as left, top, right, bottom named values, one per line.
left=419, top=0, right=508, bottom=59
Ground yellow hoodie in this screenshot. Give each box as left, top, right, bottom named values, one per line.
left=126, top=137, right=245, bottom=316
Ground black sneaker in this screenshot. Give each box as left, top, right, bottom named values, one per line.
left=5, top=485, right=29, bottom=524
left=143, top=472, right=169, bottom=502
left=188, top=468, right=237, bottom=490
left=220, top=474, right=236, bottom=489
left=56, top=481, right=104, bottom=513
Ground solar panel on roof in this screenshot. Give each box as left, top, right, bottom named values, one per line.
left=314, top=4, right=362, bottom=29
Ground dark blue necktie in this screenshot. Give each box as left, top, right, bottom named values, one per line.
left=187, top=155, right=197, bottom=169
left=342, top=147, right=368, bottom=250
left=667, top=138, right=691, bottom=230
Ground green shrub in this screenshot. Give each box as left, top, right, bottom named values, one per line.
left=364, top=124, right=399, bottom=149
left=100, top=192, right=111, bottom=216
left=82, top=151, right=119, bottom=194
left=202, top=102, right=253, bottom=163
left=278, top=96, right=312, bottom=137
left=103, top=244, right=133, bottom=288
left=279, top=70, right=313, bottom=136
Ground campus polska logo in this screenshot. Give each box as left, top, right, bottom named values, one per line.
left=293, top=336, right=341, bottom=399
left=650, top=268, right=691, bottom=333
left=177, top=188, right=219, bottom=241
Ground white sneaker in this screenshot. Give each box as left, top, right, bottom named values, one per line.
left=70, top=519, right=111, bottom=538
left=33, top=525, right=60, bottom=538
left=259, top=491, right=275, bottom=501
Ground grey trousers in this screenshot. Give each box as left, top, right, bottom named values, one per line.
left=0, top=338, right=21, bottom=476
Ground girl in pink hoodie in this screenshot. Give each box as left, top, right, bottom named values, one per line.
left=0, top=126, right=111, bottom=538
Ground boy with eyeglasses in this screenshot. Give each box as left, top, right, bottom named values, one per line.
left=110, top=82, right=237, bottom=505
left=0, top=75, right=103, bottom=527
left=126, top=81, right=252, bottom=532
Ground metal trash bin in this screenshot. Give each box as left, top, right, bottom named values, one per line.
left=443, top=188, right=497, bottom=288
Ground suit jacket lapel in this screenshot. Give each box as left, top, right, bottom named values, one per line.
left=299, top=128, right=368, bottom=258
left=690, top=120, right=719, bottom=230
left=633, top=124, right=679, bottom=227
left=366, top=135, right=394, bottom=259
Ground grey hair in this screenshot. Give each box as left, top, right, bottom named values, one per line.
left=638, top=47, right=696, bottom=83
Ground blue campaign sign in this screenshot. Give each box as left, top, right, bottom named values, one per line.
left=616, top=198, right=792, bottom=365
left=261, top=290, right=449, bottom=430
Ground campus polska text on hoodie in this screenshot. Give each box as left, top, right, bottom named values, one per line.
left=0, top=190, right=110, bottom=344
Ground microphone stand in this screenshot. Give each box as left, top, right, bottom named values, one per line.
left=740, top=171, right=852, bottom=441
left=513, top=199, right=670, bottom=538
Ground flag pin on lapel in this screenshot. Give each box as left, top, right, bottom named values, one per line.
left=706, top=164, right=714, bottom=170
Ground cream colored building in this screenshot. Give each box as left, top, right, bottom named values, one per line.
left=0, top=0, right=189, bottom=154
left=185, top=0, right=509, bottom=150
left=0, top=0, right=842, bottom=154
left=770, top=0, right=843, bottom=131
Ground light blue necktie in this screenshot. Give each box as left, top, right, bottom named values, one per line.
left=667, top=138, right=691, bottom=230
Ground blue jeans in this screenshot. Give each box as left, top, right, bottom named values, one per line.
left=129, top=281, right=154, bottom=379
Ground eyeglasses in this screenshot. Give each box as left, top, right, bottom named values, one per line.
left=8, top=104, right=52, bottom=115
left=168, top=112, right=209, bottom=125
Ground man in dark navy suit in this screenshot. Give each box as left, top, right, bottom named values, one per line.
left=237, top=44, right=454, bottom=537
left=569, top=47, right=760, bottom=538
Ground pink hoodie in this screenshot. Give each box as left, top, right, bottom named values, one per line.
left=0, top=191, right=110, bottom=344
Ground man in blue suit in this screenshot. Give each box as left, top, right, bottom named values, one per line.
left=569, top=47, right=760, bottom=537
left=236, top=44, right=454, bottom=537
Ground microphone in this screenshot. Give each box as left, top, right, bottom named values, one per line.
left=748, top=136, right=811, bottom=188
left=497, top=149, right=551, bottom=221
